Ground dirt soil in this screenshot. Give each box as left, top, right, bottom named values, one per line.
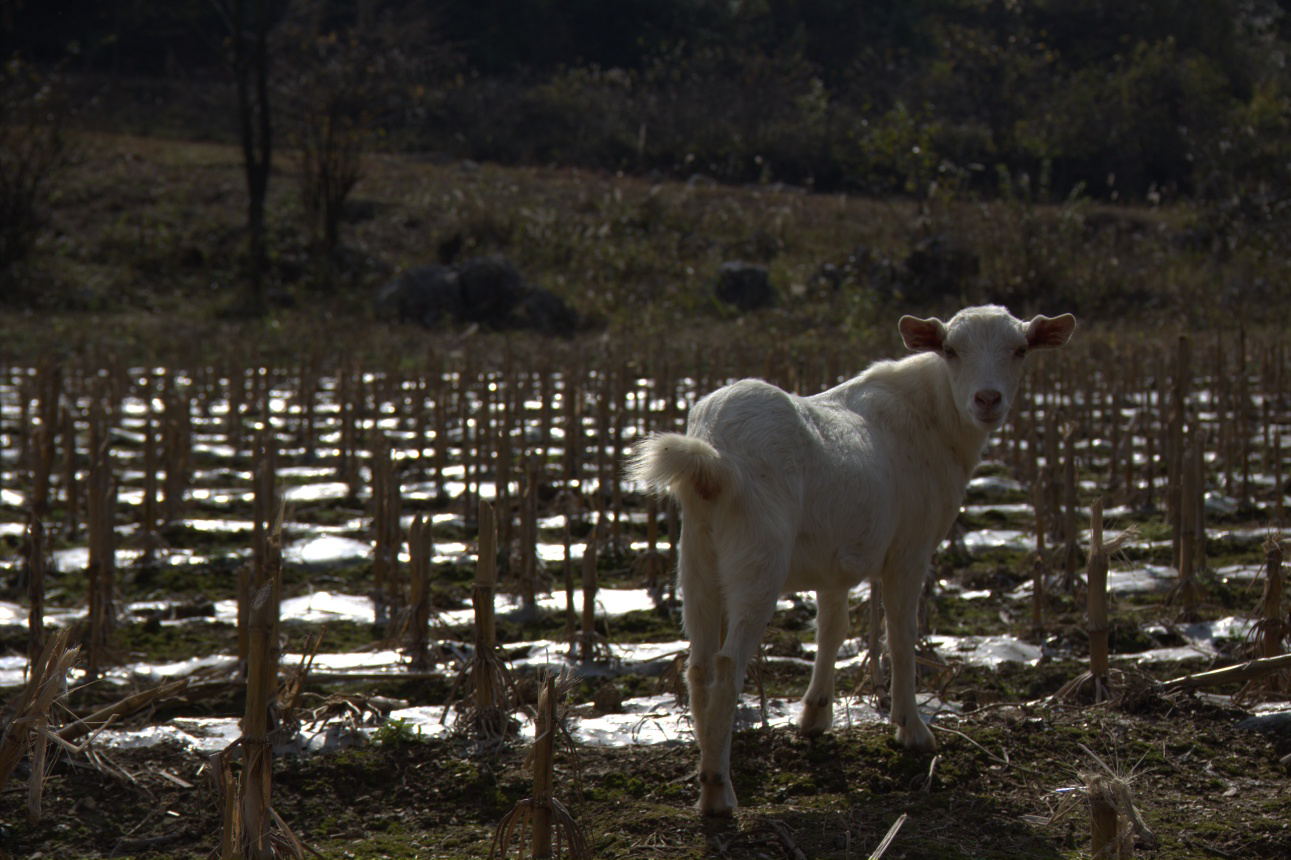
left=3, top=665, right=1290, bottom=859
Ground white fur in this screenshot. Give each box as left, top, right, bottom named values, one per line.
left=629, top=304, right=1075, bottom=815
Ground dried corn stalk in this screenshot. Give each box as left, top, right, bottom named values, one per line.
left=0, top=629, right=78, bottom=806
left=1057, top=500, right=1136, bottom=704
left=406, top=514, right=434, bottom=670
left=490, top=676, right=589, bottom=860
left=450, top=500, right=517, bottom=745
left=215, top=573, right=304, bottom=860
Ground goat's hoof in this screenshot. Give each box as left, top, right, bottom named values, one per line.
left=698, top=772, right=737, bottom=816
left=895, top=721, right=938, bottom=754
left=699, top=802, right=735, bottom=818
left=798, top=697, right=833, bottom=737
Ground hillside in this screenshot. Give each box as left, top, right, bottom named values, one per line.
left=4, top=132, right=1286, bottom=366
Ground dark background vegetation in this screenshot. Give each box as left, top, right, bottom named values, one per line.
left=3, top=0, right=1291, bottom=329
left=16, top=0, right=1291, bottom=198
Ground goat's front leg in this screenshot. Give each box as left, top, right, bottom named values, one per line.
left=799, top=586, right=850, bottom=736
left=882, top=565, right=937, bottom=753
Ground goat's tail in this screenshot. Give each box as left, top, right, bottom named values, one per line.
left=628, top=433, right=728, bottom=502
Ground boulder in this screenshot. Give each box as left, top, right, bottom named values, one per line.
left=455, top=255, right=527, bottom=327
left=374, top=264, right=461, bottom=327
left=378, top=255, right=581, bottom=335
left=714, top=261, right=776, bottom=311
left=514, top=285, right=580, bottom=338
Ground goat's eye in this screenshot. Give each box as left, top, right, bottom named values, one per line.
left=942, top=347, right=958, bottom=360
left=1013, top=345, right=1027, bottom=359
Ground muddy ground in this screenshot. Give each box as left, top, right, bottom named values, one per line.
left=3, top=538, right=1290, bottom=860
left=3, top=681, right=1290, bottom=859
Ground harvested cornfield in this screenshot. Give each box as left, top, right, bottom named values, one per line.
left=0, top=318, right=1289, bottom=858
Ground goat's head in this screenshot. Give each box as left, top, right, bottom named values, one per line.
left=899, top=305, right=1076, bottom=430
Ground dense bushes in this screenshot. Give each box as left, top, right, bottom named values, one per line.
left=408, top=0, right=1291, bottom=205
left=13, top=0, right=1291, bottom=204
left=0, top=58, right=70, bottom=303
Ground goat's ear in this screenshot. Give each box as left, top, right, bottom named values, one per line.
left=899, top=315, right=947, bottom=352
left=1025, top=314, right=1077, bottom=350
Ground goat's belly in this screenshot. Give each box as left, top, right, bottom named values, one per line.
left=782, top=542, right=876, bottom=592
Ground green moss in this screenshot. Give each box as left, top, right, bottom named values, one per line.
left=115, top=616, right=237, bottom=661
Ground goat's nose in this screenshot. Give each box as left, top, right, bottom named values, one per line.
left=974, top=390, right=1002, bottom=411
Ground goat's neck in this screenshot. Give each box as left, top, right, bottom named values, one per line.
left=849, top=354, right=989, bottom=482
left=947, top=414, right=990, bottom=482
left=926, top=375, right=989, bottom=482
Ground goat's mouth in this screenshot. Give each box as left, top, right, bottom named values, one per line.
left=971, top=406, right=1005, bottom=428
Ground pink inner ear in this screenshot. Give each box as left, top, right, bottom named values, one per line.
left=1027, top=315, right=1075, bottom=349
left=900, top=317, right=944, bottom=351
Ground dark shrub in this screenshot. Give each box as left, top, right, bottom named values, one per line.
left=375, top=264, right=461, bottom=327
left=515, top=286, right=580, bottom=337
left=714, top=261, right=776, bottom=311
left=456, top=255, right=527, bottom=326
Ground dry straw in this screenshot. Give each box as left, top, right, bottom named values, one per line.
left=449, top=499, right=518, bottom=745
left=865, top=812, right=908, bottom=860
left=1030, top=471, right=1049, bottom=634
left=1169, top=430, right=1205, bottom=618
left=1080, top=744, right=1156, bottom=859
left=1057, top=498, right=1137, bottom=703
left=370, top=436, right=404, bottom=635
left=215, top=578, right=306, bottom=860
left=24, top=422, right=52, bottom=665
left=631, top=495, right=670, bottom=607
left=85, top=397, right=117, bottom=679
left=1227, top=537, right=1291, bottom=700
left=406, top=513, right=434, bottom=670
left=576, top=519, right=611, bottom=663
left=0, top=629, right=78, bottom=818
left=215, top=473, right=303, bottom=860
left=139, top=387, right=160, bottom=567
left=490, top=675, right=590, bottom=860
left=1254, top=538, right=1288, bottom=660
left=161, top=381, right=192, bottom=526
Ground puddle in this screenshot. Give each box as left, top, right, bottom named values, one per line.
left=283, top=482, right=352, bottom=503
left=960, top=529, right=1034, bottom=554
left=283, top=535, right=372, bottom=565
left=927, top=633, right=1044, bottom=667
left=1114, top=616, right=1256, bottom=664
left=89, top=690, right=956, bottom=755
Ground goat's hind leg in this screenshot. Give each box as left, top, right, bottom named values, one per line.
left=697, top=547, right=787, bottom=816
left=677, top=528, right=725, bottom=812
left=799, top=586, right=850, bottom=736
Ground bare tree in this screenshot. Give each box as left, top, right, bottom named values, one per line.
left=278, top=1, right=445, bottom=275
left=0, top=57, right=70, bottom=302
left=213, top=0, right=286, bottom=316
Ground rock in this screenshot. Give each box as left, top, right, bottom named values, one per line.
left=374, top=264, right=462, bottom=327
left=714, top=261, right=776, bottom=311
left=378, top=255, right=581, bottom=335
left=515, top=285, right=580, bottom=337
left=455, top=255, right=527, bottom=327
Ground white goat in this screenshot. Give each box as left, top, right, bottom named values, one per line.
left=630, top=304, right=1075, bottom=815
